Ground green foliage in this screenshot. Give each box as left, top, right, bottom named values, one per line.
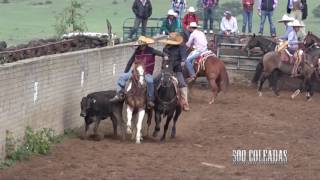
left=0, top=127, right=63, bottom=169
left=2, top=0, right=9, bottom=3
left=313, top=5, right=320, bottom=18
left=54, top=0, right=88, bottom=37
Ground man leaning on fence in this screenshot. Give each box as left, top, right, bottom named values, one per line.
left=128, top=0, right=152, bottom=40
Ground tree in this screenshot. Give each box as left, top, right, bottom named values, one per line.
left=313, top=5, right=320, bottom=18
left=54, top=0, right=87, bottom=37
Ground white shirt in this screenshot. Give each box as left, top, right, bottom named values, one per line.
left=288, top=30, right=299, bottom=50
left=220, top=16, right=238, bottom=33
left=186, top=29, right=208, bottom=52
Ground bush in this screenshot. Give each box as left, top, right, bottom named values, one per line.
left=313, top=5, right=320, bottom=18
left=2, top=0, right=9, bottom=3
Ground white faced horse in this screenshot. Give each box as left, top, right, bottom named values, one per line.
left=124, top=60, right=148, bottom=144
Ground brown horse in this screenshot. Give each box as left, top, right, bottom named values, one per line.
left=184, top=54, right=229, bottom=104
left=124, top=59, right=152, bottom=144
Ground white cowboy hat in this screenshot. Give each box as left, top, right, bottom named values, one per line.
left=158, top=32, right=184, bottom=45
left=189, top=22, right=200, bottom=28
left=278, top=14, right=294, bottom=22
left=288, top=20, right=305, bottom=27
left=167, top=9, right=176, bottom=16
left=188, top=6, right=196, bottom=13
left=133, top=36, right=155, bottom=46
left=224, top=11, right=232, bottom=16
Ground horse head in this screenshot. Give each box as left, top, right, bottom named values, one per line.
left=132, top=59, right=146, bottom=87
left=243, top=34, right=259, bottom=52
left=160, top=56, right=174, bottom=88
left=303, top=32, right=319, bottom=50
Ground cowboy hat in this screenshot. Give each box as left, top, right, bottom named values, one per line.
left=224, top=11, right=232, bottom=16
left=158, top=32, right=183, bottom=45
left=188, top=6, right=196, bottom=13
left=288, top=20, right=305, bottom=27
left=167, top=9, right=176, bottom=16
left=189, top=22, right=200, bottom=28
left=133, top=36, right=155, bottom=46
left=278, top=14, right=294, bottom=22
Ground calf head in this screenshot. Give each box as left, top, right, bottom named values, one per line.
left=80, top=96, right=96, bottom=117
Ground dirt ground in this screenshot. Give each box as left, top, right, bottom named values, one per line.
left=1, top=84, right=320, bottom=180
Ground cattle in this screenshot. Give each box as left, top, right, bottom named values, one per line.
left=80, top=90, right=125, bottom=140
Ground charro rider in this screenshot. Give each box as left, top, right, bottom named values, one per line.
left=278, top=14, right=295, bottom=41
left=158, top=32, right=190, bottom=111
left=110, top=36, right=166, bottom=108
left=184, top=22, right=208, bottom=83
left=287, top=19, right=304, bottom=76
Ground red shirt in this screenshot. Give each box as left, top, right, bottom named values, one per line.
left=242, top=0, right=254, bottom=12
left=182, top=13, right=199, bottom=30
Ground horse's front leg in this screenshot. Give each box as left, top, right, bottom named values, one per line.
left=171, top=106, right=182, bottom=139
left=153, top=111, right=161, bottom=137
left=136, top=108, right=145, bottom=144
left=161, top=112, right=174, bottom=142
left=146, top=109, right=153, bottom=137
left=258, top=73, right=268, bottom=96
left=126, top=106, right=133, bottom=134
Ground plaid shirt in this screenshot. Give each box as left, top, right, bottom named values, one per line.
left=202, top=0, right=218, bottom=8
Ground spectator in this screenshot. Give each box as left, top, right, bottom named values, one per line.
left=241, top=0, right=254, bottom=34
left=160, top=9, right=180, bottom=35
left=171, top=0, right=187, bottom=20
left=258, top=0, right=277, bottom=37
left=128, top=0, right=152, bottom=40
left=277, top=14, right=294, bottom=41
left=287, top=0, right=307, bottom=36
left=182, top=7, right=199, bottom=38
left=216, top=11, right=238, bottom=44
left=202, top=0, right=219, bottom=34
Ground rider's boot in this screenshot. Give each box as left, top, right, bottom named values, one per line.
left=180, top=87, right=190, bottom=111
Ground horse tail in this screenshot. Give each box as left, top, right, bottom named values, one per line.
left=219, top=62, right=229, bottom=93
left=252, top=61, right=264, bottom=84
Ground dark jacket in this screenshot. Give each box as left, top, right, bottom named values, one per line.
left=287, top=0, right=308, bottom=20
left=124, top=46, right=163, bottom=75
left=160, top=17, right=179, bottom=35
left=163, top=45, right=184, bottom=73
left=261, top=0, right=275, bottom=11
left=132, top=0, right=152, bottom=19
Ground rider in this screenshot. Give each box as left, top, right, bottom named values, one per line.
left=287, top=20, right=304, bottom=76
left=160, top=9, right=181, bottom=35
left=110, top=36, right=166, bottom=108
left=158, top=32, right=190, bottom=111
left=184, top=22, right=208, bottom=83
left=278, top=14, right=294, bottom=41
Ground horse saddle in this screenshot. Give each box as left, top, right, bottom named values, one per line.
left=279, top=49, right=299, bottom=64
left=195, top=50, right=216, bottom=64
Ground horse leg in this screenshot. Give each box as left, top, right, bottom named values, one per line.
left=208, top=78, right=218, bottom=104
left=252, top=62, right=263, bottom=85
left=126, top=106, right=133, bottom=134
left=153, top=111, right=161, bottom=137
left=146, top=109, right=153, bottom=137
left=136, top=108, right=145, bottom=144
left=161, top=112, right=174, bottom=142
left=258, top=74, right=268, bottom=96
left=171, top=106, right=182, bottom=139
left=291, top=80, right=303, bottom=99
left=271, top=69, right=280, bottom=97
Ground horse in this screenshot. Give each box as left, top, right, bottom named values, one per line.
left=151, top=58, right=182, bottom=141
left=124, top=59, right=152, bottom=144
left=182, top=35, right=229, bottom=104
left=303, top=32, right=320, bottom=51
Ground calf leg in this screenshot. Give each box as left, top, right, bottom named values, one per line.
left=111, top=116, right=118, bottom=137
left=93, top=119, right=101, bottom=136
left=126, top=106, right=133, bottom=134
left=171, top=106, right=182, bottom=139
left=153, top=111, right=161, bottom=137
left=161, top=112, right=174, bottom=142
left=136, top=109, right=145, bottom=144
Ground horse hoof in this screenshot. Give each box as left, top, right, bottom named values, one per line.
left=126, top=127, right=132, bottom=134
left=258, top=92, right=263, bottom=97
left=135, top=141, right=141, bottom=144
left=160, top=137, right=165, bottom=142
left=152, top=131, right=158, bottom=137
left=307, top=97, right=312, bottom=102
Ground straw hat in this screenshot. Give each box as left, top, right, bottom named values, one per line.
left=278, top=14, right=294, bottom=23
left=188, top=6, right=196, bottom=13
left=224, top=11, right=232, bottom=16
left=189, top=22, right=200, bottom=28
left=159, top=32, right=183, bottom=45
left=133, top=36, right=155, bottom=46
left=288, top=20, right=305, bottom=27
left=167, top=9, right=176, bottom=16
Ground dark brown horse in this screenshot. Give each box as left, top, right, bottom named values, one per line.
left=124, top=59, right=152, bottom=144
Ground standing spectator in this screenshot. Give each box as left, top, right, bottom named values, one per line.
left=287, top=0, right=307, bottom=36
left=171, top=0, right=187, bottom=20
left=258, top=0, right=277, bottom=37
left=128, top=0, right=152, bottom=40
left=182, top=6, right=199, bottom=38
left=160, top=9, right=180, bottom=35
left=202, top=0, right=219, bottom=34
left=241, top=0, right=254, bottom=34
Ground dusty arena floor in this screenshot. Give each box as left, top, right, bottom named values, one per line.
left=1, top=85, right=320, bottom=180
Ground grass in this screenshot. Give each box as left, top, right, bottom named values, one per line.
left=0, top=0, right=319, bottom=45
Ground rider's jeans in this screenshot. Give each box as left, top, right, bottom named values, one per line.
left=117, top=72, right=154, bottom=99
left=185, top=50, right=202, bottom=78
